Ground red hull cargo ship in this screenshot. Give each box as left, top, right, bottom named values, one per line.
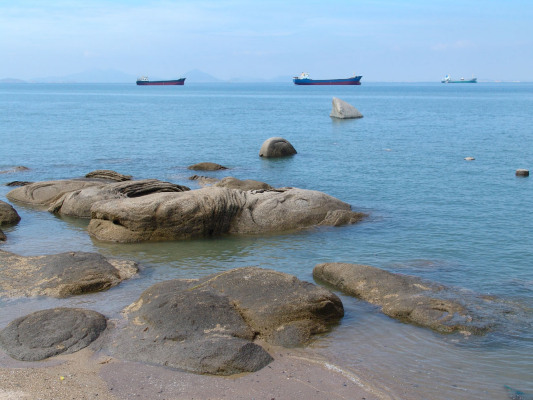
left=293, top=72, right=362, bottom=85
left=136, top=76, right=186, bottom=86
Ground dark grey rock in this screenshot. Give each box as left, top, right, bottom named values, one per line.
left=0, top=308, right=106, bottom=361
left=0, top=229, right=5, bottom=241
left=516, top=169, right=529, bottom=177
left=0, top=200, right=20, bottom=226
left=5, top=181, right=33, bottom=187
left=106, top=267, right=343, bottom=375
left=313, top=262, right=493, bottom=334
left=0, top=250, right=138, bottom=298
left=259, top=137, right=297, bottom=158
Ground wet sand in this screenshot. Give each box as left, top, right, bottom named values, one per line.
left=0, top=344, right=388, bottom=400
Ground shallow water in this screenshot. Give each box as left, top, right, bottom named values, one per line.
left=1, top=82, right=532, bottom=399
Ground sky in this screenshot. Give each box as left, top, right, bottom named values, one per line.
left=1, top=0, right=532, bottom=82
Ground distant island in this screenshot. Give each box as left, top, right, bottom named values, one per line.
left=0, top=68, right=292, bottom=84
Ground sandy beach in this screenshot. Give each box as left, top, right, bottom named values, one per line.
left=0, top=342, right=389, bottom=400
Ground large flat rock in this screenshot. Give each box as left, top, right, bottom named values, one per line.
left=88, top=186, right=365, bottom=242
left=313, top=262, right=494, bottom=334
left=0, top=308, right=106, bottom=361
left=0, top=250, right=138, bottom=298
left=105, top=267, right=343, bottom=375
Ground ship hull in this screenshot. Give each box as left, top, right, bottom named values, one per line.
left=136, top=78, right=185, bottom=86
left=441, top=78, right=477, bottom=83
left=293, top=76, right=362, bottom=85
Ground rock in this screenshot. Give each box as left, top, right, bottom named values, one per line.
left=214, top=176, right=273, bottom=191
left=0, top=229, right=5, bottom=241
left=188, top=175, right=220, bottom=186
left=88, top=186, right=365, bottom=243
left=313, top=262, right=492, bottom=334
left=48, top=179, right=190, bottom=218
left=0, top=250, right=138, bottom=298
left=0, top=201, right=21, bottom=226
left=6, top=179, right=106, bottom=206
left=5, top=181, right=33, bottom=187
left=0, top=308, right=106, bottom=361
left=259, top=137, right=297, bottom=158
left=85, top=170, right=132, bottom=181
left=187, top=162, right=228, bottom=171
left=105, top=267, right=343, bottom=375
left=330, top=98, right=363, bottom=119
left=0, top=166, right=29, bottom=174
left=192, top=267, right=344, bottom=346
left=516, top=169, right=529, bottom=177
left=464, top=157, right=475, bottom=161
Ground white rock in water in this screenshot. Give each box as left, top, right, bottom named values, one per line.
left=330, top=97, right=363, bottom=119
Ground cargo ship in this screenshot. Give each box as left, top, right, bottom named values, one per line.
left=136, top=76, right=186, bottom=86
left=293, top=72, right=362, bottom=85
left=441, top=75, right=477, bottom=83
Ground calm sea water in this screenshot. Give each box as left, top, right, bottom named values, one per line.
left=1, top=82, right=532, bottom=399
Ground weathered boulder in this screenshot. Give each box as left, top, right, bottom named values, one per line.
left=105, top=267, right=343, bottom=375
left=0, top=308, right=106, bottom=361
left=48, top=179, right=190, bottom=218
left=0, top=250, right=138, bottom=298
left=259, top=137, right=297, bottom=158
left=85, top=169, right=132, bottom=181
left=214, top=176, right=273, bottom=191
left=0, top=200, right=20, bottom=226
left=330, top=97, right=363, bottom=119
left=88, top=186, right=365, bottom=242
left=6, top=179, right=106, bottom=206
left=516, top=169, right=529, bottom=177
left=313, top=262, right=492, bottom=334
left=187, top=162, right=228, bottom=171
left=0, top=229, right=5, bottom=241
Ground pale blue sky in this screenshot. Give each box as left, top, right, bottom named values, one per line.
left=1, top=0, right=532, bottom=81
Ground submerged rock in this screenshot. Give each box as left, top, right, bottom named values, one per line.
left=0, top=308, right=106, bottom=361
left=187, top=162, right=228, bottom=171
left=330, top=98, right=363, bottom=119
left=0, top=250, right=138, bottom=298
left=105, top=267, right=343, bottom=375
left=313, top=262, right=493, bottom=334
left=88, top=186, right=365, bottom=243
left=0, top=200, right=20, bottom=226
left=0, top=166, right=29, bottom=175
left=259, top=137, right=297, bottom=158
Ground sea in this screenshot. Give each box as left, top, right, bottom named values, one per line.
left=1, top=81, right=532, bottom=399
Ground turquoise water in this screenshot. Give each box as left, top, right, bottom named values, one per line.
left=1, top=82, right=532, bottom=399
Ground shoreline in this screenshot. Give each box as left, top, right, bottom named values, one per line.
left=0, top=343, right=389, bottom=400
